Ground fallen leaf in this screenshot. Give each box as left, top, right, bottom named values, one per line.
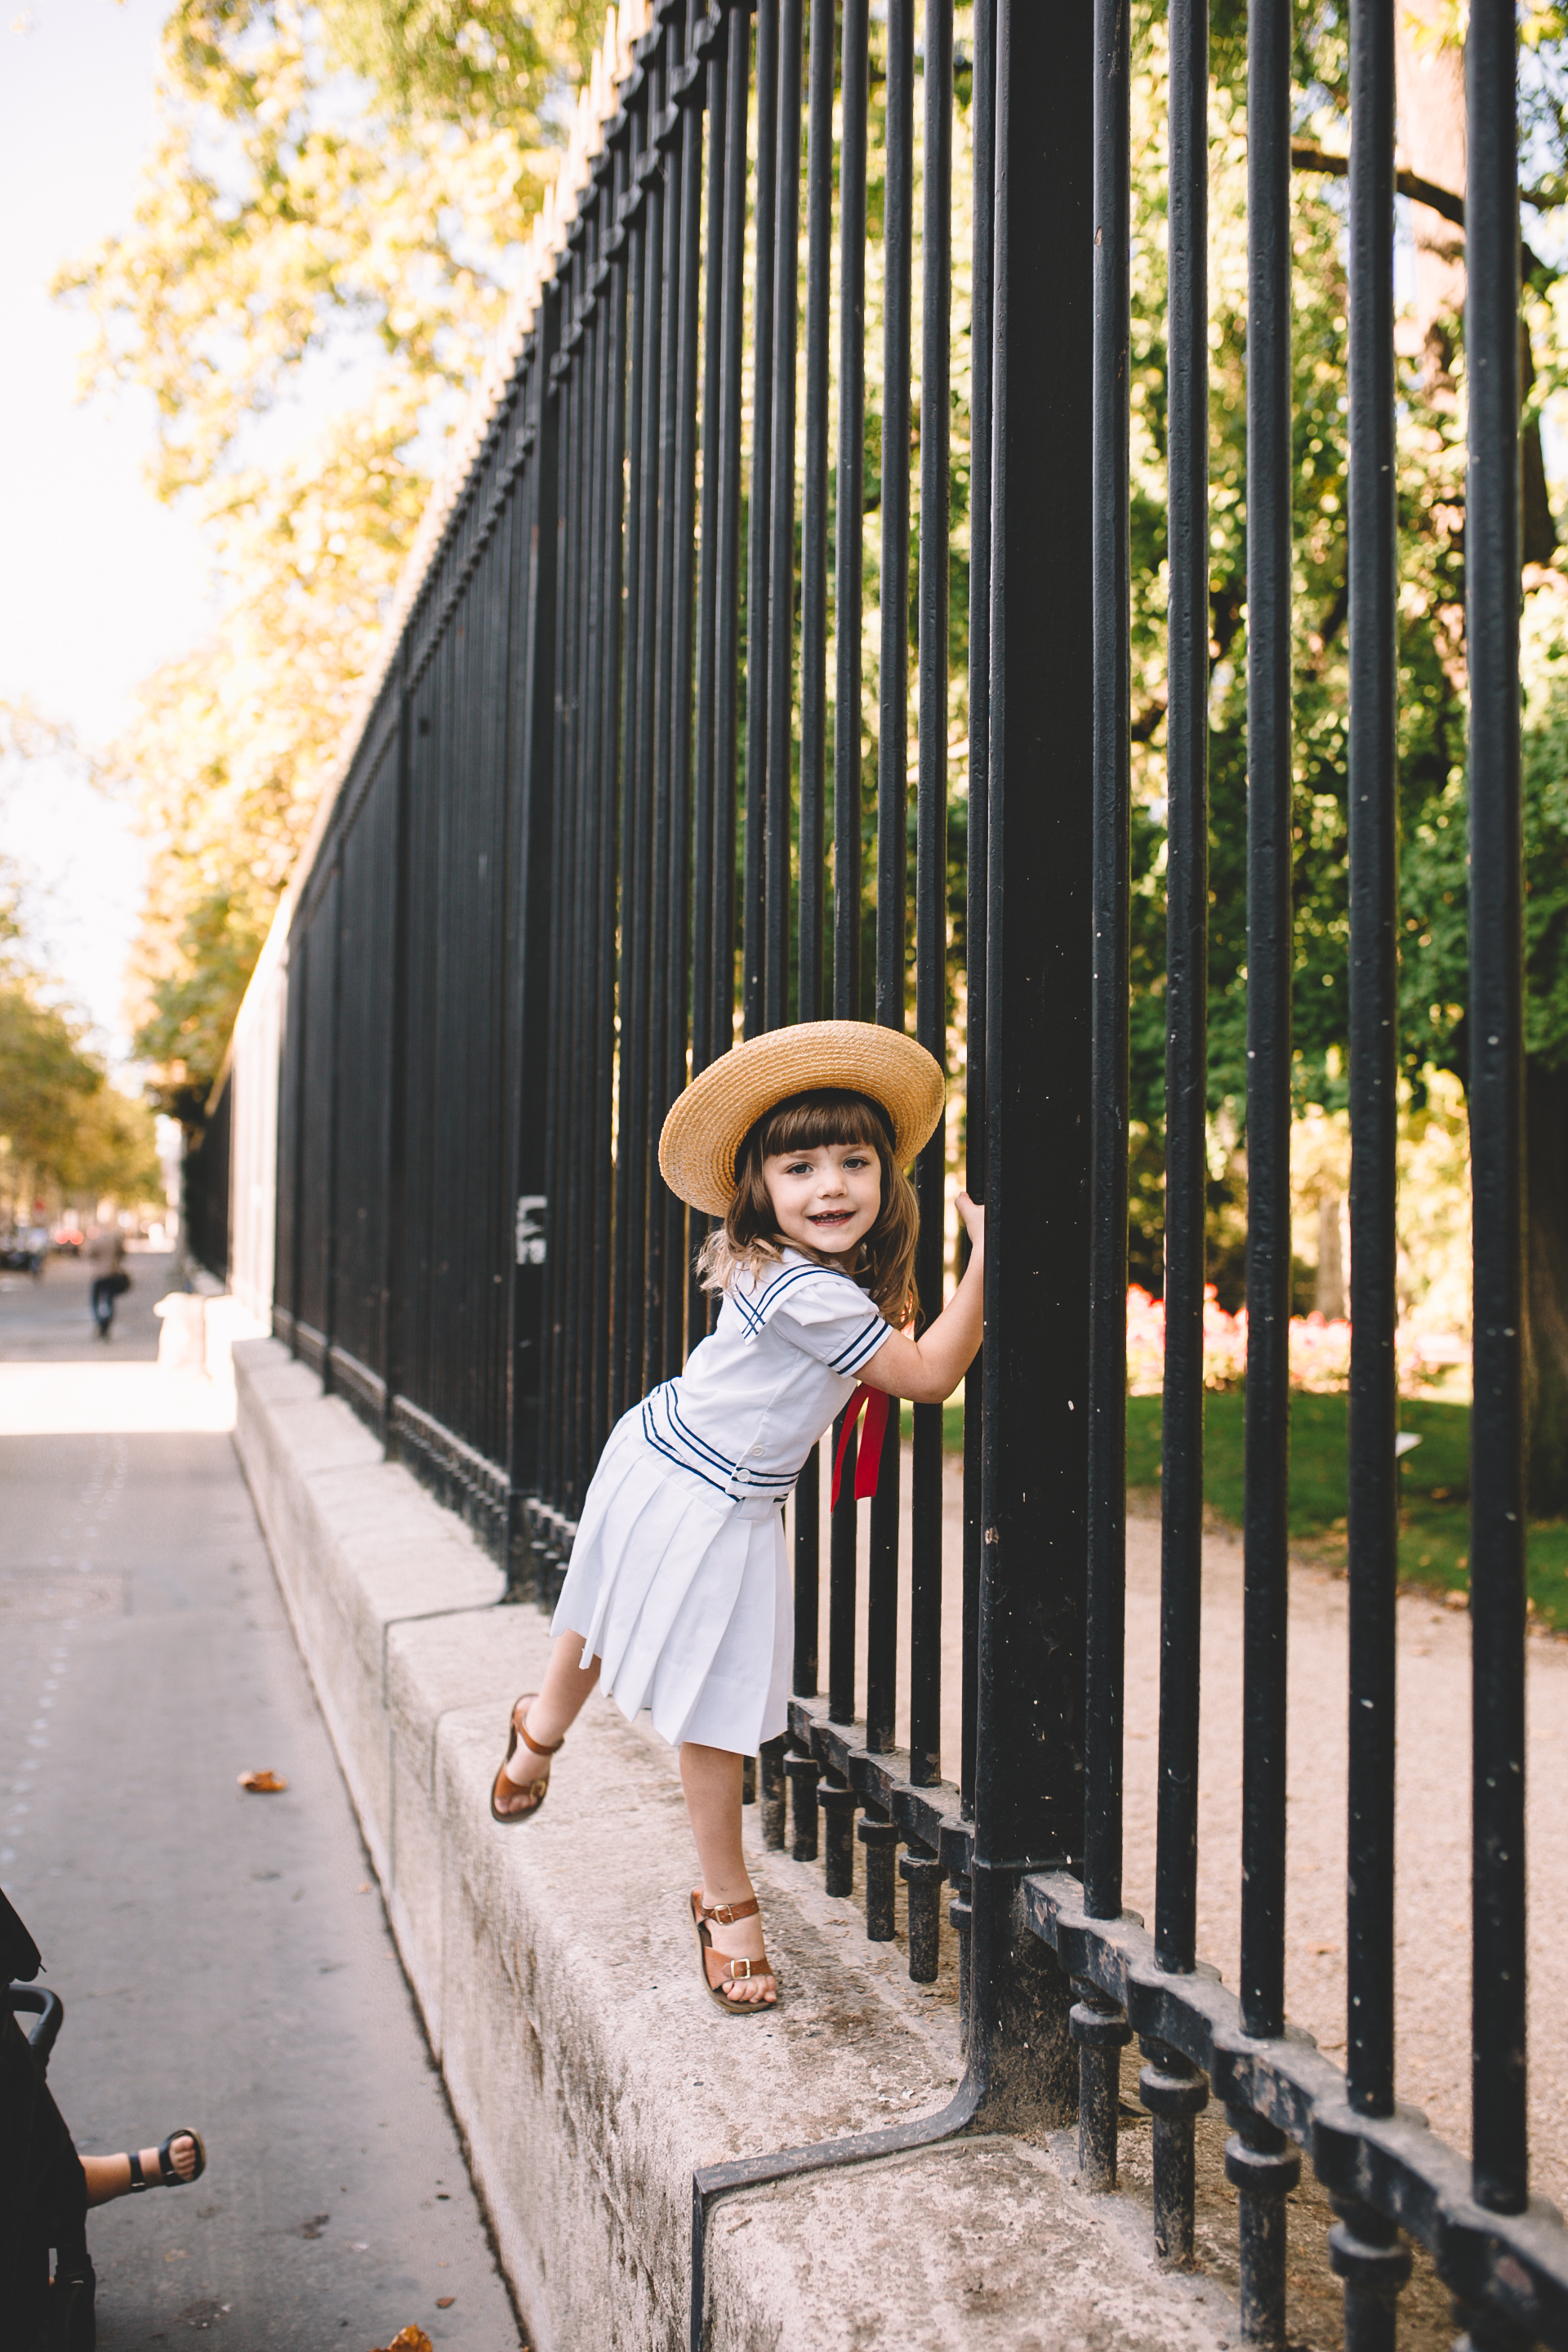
left=370, top=2332, right=433, bottom=2352
left=435, top=2296, right=455, bottom=2309
left=237, top=1769, right=288, bottom=1793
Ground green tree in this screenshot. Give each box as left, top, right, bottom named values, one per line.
left=56, top=0, right=595, bottom=1119
left=0, top=980, right=160, bottom=1206
left=1122, top=0, right=1568, bottom=1505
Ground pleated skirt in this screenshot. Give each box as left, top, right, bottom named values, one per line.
left=550, top=1404, right=791, bottom=1754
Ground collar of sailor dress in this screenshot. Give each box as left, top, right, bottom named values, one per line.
left=830, top=1383, right=892, bottom=1510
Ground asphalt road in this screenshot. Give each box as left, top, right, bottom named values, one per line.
left=1, top=1254, right=523, bottom=2350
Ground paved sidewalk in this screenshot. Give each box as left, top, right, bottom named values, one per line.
left=1, top=1258, right=521, bottom=2350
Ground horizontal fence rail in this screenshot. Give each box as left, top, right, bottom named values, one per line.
left=189, top=0, right=1566, bottom=2342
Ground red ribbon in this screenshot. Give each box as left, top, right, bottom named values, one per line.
left=830, top=1383, right=892, bottom=1510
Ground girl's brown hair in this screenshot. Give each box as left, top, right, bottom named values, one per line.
left=695, top=1088, right=920, bottom=1325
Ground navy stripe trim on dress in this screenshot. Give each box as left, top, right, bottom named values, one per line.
left=643, top=1391, right=799, bottom=1495
left=733, top=1260, right=858, bottom=1336
left=829, top=1317, right=889, bottom=1374
left=659, top=1388, right=737, bottom=1476
left=662, top=1393, right=795, bottom=1489
left=639, top=1403, right=733, bottom=1495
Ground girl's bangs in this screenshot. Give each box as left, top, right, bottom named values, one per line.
left=755, top=1089, right=893, bottom=1159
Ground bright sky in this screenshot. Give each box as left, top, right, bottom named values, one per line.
left=0, top=0, right=216, bottom=1062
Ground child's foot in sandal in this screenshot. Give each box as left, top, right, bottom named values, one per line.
left=490, top=1693, right=563, bottom=1822
left=83, top=2128, right=206, bottom=2207
left=691, top=1888, right=777, bottom=2011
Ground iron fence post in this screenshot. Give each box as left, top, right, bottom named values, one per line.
left=969, top=0, right=1094, bottom=2132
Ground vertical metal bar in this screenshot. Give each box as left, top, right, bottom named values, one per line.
left=691, top=16, right=729, bottom=1102
left=827, top=1417, right=858, bottom=1720
left=866, top=0, right=913, bottom=1780
left=1346, top=0, right=1399, bottom=2136
left=509, top=324, right=563, bottom=1558
left=791, top=1437, right=820, bottom=1697
left=834, top=0, right=867, bottom=1022
left=1156, top=0, right=1209, bottom=1984
left=961, top=0, right=995, bottom=1824
left=646, top=31, right=681, bottom=1392
left=664, top=14, right=704, bottom=1386
left=1147, top=0, right=1210, bottom=2265
left=790, top=0, right=834, bottom=1707
left=1073, top=0, right=1132, bottom=2201
left=564, top=283, right=594, bottom=1503
left=541, top=322, right=572, bottom=1512
left=383, top=655, right=415, bottom=1454
left=710, top=11, right=751, bottom=1074
left=1236, top=0, right=1296, bottom=2331
left=1226, top=2115, right=1302, bottom=2347
left=1084, top=0, right=1129, bottom=1927
left=910, top=0, right=951, bottom=1797
left=594, top=145, right=630, bottom=1468
left=1140, top=2042, right=1209, bottom=2265
left=1241, top=0, right=1293, bottom=2051
left=688, top=16, right=730, bottom=1350
left=565, top=315, right=596, bottom=1503
left=634, top=60, right=665, bottom=1403
left=822, top=0, right=868, bottom=1881
left=799, top=0, right=831, bottom=1035
left=970, top=0, right=1091, bottom=2126
left=876, top=0, right=912, bottom=1046
left=553, top=327, right=584, bottom=1516
left=742, top=0, right=778, bottom=1039
left=612, top=150, right=649, bottom=1426
left=1466, top=0, right=1527, bottom=2224
left=764, top=0, right=803, bottom=1034
left=625, top=100, right=665, bottom=1411
left=545, top=296, right=579, bottom=1502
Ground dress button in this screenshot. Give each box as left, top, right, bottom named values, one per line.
left=751, top=1444, right=765, bottom=1457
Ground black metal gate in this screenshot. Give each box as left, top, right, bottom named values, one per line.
left=237, top=0, right=1562, bottom=2341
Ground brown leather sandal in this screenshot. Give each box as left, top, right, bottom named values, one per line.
left=690, top=1890, right=777, bottom=2014
left=490, top=1692, right=563, bottom=1824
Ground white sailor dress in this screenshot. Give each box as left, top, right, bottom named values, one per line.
left=550, top=1250, right=892, bottom=1753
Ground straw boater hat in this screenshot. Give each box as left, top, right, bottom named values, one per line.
left=658, top=1018, right=946, bottom=1219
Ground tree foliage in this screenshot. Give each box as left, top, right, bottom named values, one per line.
left=56, top=0, right=593, bottom=1114
left=59, top=0, right=1568, bottom=1489
left=0, top=970, right=162, bottom=1208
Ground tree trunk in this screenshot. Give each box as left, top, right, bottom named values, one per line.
left=1527, top=1058, right=1568, bottom=1516
left=1395, top=0, right=1467, bottom=392
left=1394, top=1, right=1556, bottom=559
left=1316, top=1191, right=1346, bottom=1320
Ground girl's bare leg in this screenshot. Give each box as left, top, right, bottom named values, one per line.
left=495, top=1631, right=601, bottom=1811
left=679, top=1741, right=774, bottom=2005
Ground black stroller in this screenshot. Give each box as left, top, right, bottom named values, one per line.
left=3, top=1890, right=96, bottom=2351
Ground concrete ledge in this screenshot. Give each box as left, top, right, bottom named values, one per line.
left=234, top=1338, right=1228, bottom=2351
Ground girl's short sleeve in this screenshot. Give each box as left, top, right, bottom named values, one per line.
left=751, top=1263, right=891, bottom=1379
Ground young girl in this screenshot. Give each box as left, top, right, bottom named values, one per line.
left=489, top=1019, right=985, bottom=2014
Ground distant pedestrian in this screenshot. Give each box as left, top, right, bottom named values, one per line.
left=83, top=1218, right=129, bottom=1339
left=488, top=1021, right=984, bottom=2016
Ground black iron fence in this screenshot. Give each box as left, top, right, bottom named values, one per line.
left=184, top=1075, right=231, bottom=1285
left=196, top=0, right=1566, bottom=2343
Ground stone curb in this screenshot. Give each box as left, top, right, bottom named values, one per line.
left=232, top=1337, right=1230, bottom=2352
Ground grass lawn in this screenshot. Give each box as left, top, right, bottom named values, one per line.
left=903, top=1392, right=1568, bottom=1631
